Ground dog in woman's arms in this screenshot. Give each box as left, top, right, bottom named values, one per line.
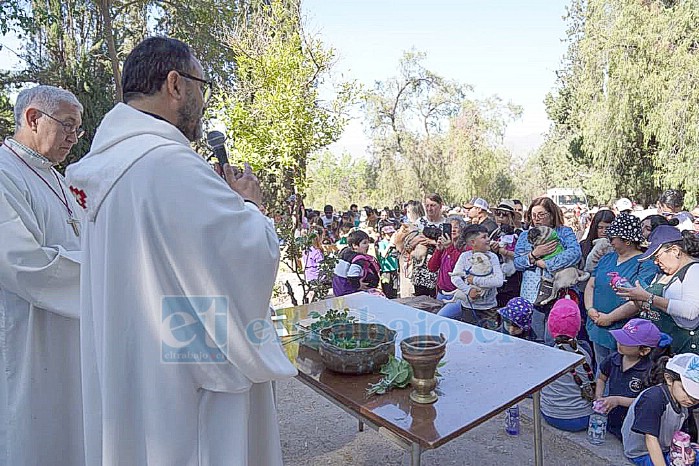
left=528, top=226, right=589, bottom=305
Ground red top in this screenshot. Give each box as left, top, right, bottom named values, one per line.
left=427, top=244, right=466, bottom=293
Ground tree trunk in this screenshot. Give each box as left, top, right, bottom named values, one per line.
left=98, top=0, right=122, bottom=102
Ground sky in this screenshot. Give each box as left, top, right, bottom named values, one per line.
left=301, top=0, right=570, bottom=159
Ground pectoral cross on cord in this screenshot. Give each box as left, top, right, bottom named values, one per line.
left=3, top=143, right=80, bottom=237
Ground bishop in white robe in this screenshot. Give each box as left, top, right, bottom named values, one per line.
left=0, top=87, right=84, bottom=465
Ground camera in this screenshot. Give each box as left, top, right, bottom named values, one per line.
left=422, top=225, right=442, bottom=241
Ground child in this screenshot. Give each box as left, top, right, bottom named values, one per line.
left=540, top=297, right=595, bottom=432
left=332, top=230, right=382, bottom=297
left=497, top=297, right=535, bottom=340
left=376, top=225, right=399, bottom=298
left=442, top=224, right=503, bottom=329
left=302, top=226, right=325, bottom=284
left=622, top=353, right=699, bottom=466
left=595, top=319, right=672, bottom=440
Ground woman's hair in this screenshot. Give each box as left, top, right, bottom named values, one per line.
left=670, top=230, right=699, bottom=258
left=308, top=225, right=324, bottom=250
left=587, top=210, right=617, bottom=242
left=644, top=354, right=679, bottom=388
left=447, top=216, right=469, bottom=249
left=526, top=197, right=565, bottom=227
left=446, top=215, right=467, bottom=230
left=643, top=214, right=679, bottom=230
left=406, top=200, right=425, bottom=223
left=658, top=189, right=685, bottom=210
left=347, top=230, right=370, bottom=247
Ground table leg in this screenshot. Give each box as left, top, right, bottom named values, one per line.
left=410, top=443, right=421, bottom=466
left=533, top=390, right=543, bottom=466
left=358, top=420, right=364, bottom=432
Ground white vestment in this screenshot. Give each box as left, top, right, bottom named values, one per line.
left=66, top=103, right=297, bottom=466
left=0, top=139, right=84, bottom=465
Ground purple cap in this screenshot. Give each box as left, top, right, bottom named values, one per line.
left=609, top=318, right=669, bottom=347
left=638, top=225, right=683, bottom=261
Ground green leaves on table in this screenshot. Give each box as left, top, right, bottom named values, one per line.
left=366, top=355, right=412, bottom=396
left=309, top=308, right=356, bottom=332
left=366, top=357, right=447, bottom=397
left=324, top=332, right=374, bottom=349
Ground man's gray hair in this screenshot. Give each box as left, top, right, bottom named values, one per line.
left=14, top=85, right=83, bottom=129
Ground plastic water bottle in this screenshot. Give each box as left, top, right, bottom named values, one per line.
left=505, top=405, right=519, bottom=435
left=608, top=272, right=633, bottom=290
left=670, top=431, right=692, bottom=465
left=588, top=400, right=607, bottom=445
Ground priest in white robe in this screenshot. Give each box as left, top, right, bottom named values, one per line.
left=66, top=37, right=297, bottom=466
left=0, top=85, right=84, bottom=465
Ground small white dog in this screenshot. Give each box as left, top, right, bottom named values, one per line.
left=442, top=252, right=493, bottom=302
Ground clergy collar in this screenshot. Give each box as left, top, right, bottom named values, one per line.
left=4, top=137, right=54, bottom=169
left=137, top=109, right=170, bottom=123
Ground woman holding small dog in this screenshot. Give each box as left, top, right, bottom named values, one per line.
left=408, top=194, right=446, bottom=298
left=584, top=213, right=658, bottom=365
left=515, top=197, right=583, bottom=343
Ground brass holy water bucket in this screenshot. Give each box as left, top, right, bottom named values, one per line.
left=400, top=334, right=447, bottom=404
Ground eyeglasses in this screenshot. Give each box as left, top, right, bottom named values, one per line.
left=37, top=110, right=84, bottom=139
left=531, top=212, right=550, bottom=220
left=175, top=70, right=213, bottom=104
left=494, top=211, right=510, bottom=217
left=653, top=247, right=672, bottom=263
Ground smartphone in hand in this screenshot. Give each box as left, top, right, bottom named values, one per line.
left=442, top=222, right=452, bottom=238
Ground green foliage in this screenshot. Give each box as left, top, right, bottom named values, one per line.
left=363, top=51, right=521, bottom=205
left=275, top=212, right=338, bottom=305
left=306, top=150, right=379, bottom=209
left=542, top=0, right=699, bottom=206
left=308, top=308, right=355, bottom=332
left=215, top=0, right=356, bottom=215
left=366, top=355, right=413, bottom=396
left=0, top=92, right=13, bottom=139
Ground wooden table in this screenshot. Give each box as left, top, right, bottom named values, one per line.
left=277, top=293, right=583, bottom=466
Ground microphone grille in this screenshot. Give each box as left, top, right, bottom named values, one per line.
left=206, top=131, right=226, bottom=149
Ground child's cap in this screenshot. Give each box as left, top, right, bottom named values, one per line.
left=609, top=318, right=672, bottom=348
left=381, top=225, right=396, bottom=234
left=547, top=297, right=581, bottom=338
left=666, top=353, right=699, bottom=399
left=498, top=297, right=534, bottom=331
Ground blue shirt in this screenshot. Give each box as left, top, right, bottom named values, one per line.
left=600, top=352, right=651, bottom=438
left=622, top=384, right=687, bottom=459
left=514, top=226, right=582, bottom=303
left=585, top=252, right=658, bottom=349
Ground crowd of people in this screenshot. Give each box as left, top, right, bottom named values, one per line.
left=4, top=30, right=699, bottom=466
left=300, top=192, right=699, bottom=465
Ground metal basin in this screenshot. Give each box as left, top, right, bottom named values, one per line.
left=318, top=323, right=397, bottom=374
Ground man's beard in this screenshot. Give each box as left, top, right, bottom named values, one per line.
left=176, top=89, right=203, bottom=142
